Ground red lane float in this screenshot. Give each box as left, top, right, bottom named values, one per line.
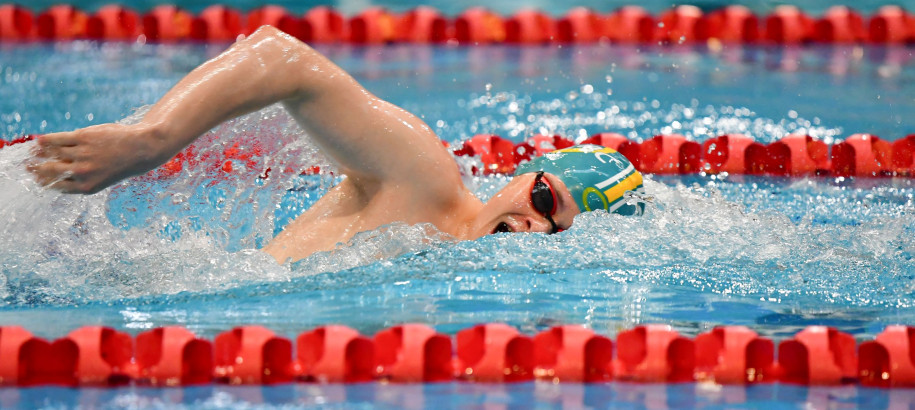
left=135, top=326, right=213, bottom=386
left=745, top=135, right=830, bottom=176
left=771, top=134, right=830, bottom=175
left=533, top=326, right=613, bottom=383
left=556, top=7, right=603, bottom=43
left=349, top=7, right=396, bottom=44
left=373, top=324, right=452, bottom=382
left=746, top=141, right=789, bottom=175
left=638, top=134, right=702, bottom=174
left=455, top=323, right=533, bottom=382
left=454, top=7, right=505, bottom=44
left=0, top=4, right=33, bottom=40
left=17, top=336, right=79, bottom=386
left=605, top=6, right=654, bottom=43
left=778, top=326, right=857, bottom=385
left=296, top=325, right=374, bottom=383
left=190, top=5, right=242, bottom=42
left=246, top=6, right=300, bottom=39
left=892, top=134, right=915, bottom=175
left=459, top=134, right=518, bottom=174
left=301, top=6, right=344, bottom=43
left=831, top=133, right=893, bottom=177
left=868, top=6, right=914, bottom=44
left=653, top=5, right=703, bottom=45
left=814, top=6, right=866, bottom=43
left=37, top=4, right=87, bottom=40
left=765, top=5, right=814, bottom=44
left=701, top=134, right=755, bottom=174
left=697, top=5, right=760, bottom=43
left=859, top=325, right=915, bottom=387
left=505, top=9, right=554, bottom=44
left=0, top=326, right=37, bottom=385
left=397, top=6, right=448, bottom=43
left=615, top=324, right=695, bottom=382
left=142, top=5, right=191, bottom=42
left=214, top=326, right=294, bottom=384
left=87, top=5, right=139, bottom=40
left=694, top=326, right=775, bottom=384
left=65, top=326, right=133, bottom=385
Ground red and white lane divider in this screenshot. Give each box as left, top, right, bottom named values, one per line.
left=1, top=4, right=914, bottom=44
left=5, top=132, right=915, bottom=178
left=1, top=324, right=914, bottom=387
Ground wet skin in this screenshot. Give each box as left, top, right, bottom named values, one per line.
left=28, top=25, right=579, bottom=264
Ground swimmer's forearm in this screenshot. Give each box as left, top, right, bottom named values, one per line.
left=136, top=25, right=332, bottom=161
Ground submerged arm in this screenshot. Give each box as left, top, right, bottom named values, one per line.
left=31, top=25, right=458, bottom=194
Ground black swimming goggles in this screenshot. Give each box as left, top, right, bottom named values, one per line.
left=531, top=171, right=561, bottom=234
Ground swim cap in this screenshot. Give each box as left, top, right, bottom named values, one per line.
left=515, top=144, right=645, bottom=215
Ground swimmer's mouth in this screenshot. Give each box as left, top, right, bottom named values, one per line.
left=492, top=222, right=512, bottom=234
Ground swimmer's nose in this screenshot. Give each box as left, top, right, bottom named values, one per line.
left=526, top=215, right=552, bottom=233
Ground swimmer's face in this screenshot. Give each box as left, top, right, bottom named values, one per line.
left=471, top=172, right=580, bottom=237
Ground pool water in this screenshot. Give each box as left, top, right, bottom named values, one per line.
left=1, top=40, right=914, bottom=407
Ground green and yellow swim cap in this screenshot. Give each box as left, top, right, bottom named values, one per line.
left=515, top=144, right=645, bottom=216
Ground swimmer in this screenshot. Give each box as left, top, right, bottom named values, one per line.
left=27, top=25, right=645, bottom=263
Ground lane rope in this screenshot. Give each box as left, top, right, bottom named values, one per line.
left=0, top=323, right=911, bottom=387
left=0, top=4, right=913, bottom=44
left=5, top=133, right=914, bottom=179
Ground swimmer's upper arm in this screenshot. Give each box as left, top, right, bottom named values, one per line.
left=277, top=32, right=458, bottom=190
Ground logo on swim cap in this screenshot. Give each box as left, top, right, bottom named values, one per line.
left=515, top=144, right=645, bottom=215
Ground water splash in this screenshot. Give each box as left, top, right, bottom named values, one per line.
left=0, top=105, right=452, bottom=306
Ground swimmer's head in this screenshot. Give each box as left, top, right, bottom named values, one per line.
left=468, top=144, right=644, bottom=237
left=514, top=144, right=645, bottom=216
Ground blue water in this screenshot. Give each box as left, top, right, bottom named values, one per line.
left=1, top=40, right=915, bottom=407
left=6, top=382, right=915, bottom=408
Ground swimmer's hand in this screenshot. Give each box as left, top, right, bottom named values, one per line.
left=28, top=123, right=166, bottom=194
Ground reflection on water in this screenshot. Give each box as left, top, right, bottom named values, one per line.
left=3, top=381, right=913, bottom=408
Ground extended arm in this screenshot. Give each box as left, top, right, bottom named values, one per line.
left=30, top=25, right=459, bottom=194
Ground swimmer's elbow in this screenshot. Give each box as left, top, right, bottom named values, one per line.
left=241, top=25, right=356, bottom=103
left=245, top=25, right=315, bottom=55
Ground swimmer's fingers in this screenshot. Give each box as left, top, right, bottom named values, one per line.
left=34, top=132, right=79, bottom=159
left=27, top=161, right=75, bottom=188
left=28, top=161, right=104, bottom=194
left=38, top=131, right=80, bottom=147
left=33, top=145, right=82, bottom=162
